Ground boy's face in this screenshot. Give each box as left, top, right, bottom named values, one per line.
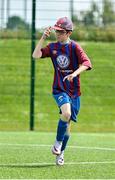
left=55, top=30, right=72, bottom=42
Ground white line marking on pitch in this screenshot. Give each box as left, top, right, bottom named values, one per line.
left=0, top=143, right=115, bottom=151
left=0, top=161, right=115, bottom=167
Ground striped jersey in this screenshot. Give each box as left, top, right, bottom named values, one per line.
left=41, top=40, right=92, bottom=98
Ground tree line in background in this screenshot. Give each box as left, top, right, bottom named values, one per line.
left=0, top=0, right=115, bottom=41
left=73, top=0, right=115, bottom=26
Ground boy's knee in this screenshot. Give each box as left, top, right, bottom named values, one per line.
left=61, top=112, right=71, bottom=122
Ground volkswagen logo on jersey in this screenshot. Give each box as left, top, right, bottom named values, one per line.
left=56, top=54, right=70, bottom=69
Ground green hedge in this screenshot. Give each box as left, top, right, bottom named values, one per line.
left=0, top=26, right=115, bottom=42
left=0, top=29, right=31, bottom=39
left=72, top=26, right=115, bottom=42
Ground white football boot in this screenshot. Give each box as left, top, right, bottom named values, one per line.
left=56, top=151, right=64, bottom=166
left=52, top=140, right=62, bottom=155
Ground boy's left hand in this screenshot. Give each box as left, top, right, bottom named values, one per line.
left=63, top=73, right=76, bottom=82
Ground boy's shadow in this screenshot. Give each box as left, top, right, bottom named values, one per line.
left=0, top=163, right=56, bottom=169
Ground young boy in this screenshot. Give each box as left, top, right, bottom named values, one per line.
left=33, top=17, right=92, bottom=166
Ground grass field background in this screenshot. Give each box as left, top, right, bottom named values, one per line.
left=0, top=40, right=115, bottom=179
left=0, top=40, right=115, bottom=132
left=0, top=132, right=115, bottom=179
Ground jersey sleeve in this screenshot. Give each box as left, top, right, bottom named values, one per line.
left=41, top=43, right=51, bottom=58
left=75, top=43, right=92, bottom=70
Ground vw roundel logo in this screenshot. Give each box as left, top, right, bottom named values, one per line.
left=56, top=54, right=70, bottom=69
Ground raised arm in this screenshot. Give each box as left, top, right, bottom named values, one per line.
left=32, top=27, right=52, bottom=59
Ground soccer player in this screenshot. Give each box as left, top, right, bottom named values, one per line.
left=33, top=17, right=92, bottom=166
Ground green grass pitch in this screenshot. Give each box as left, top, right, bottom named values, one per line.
left=0, top=132, right=115, bottom=179
left=0, top=40, right=115, bottom=132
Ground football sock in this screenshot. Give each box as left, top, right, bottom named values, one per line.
left=61, top=133, right=70, bottom=151
left=56, top=119, right=68, bottom=142
left=54, top=140, right=62, bottom=150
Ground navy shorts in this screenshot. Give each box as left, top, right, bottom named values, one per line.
left=53, top=92, right=80, bottom=122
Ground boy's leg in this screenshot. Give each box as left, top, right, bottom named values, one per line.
left=56, top=122, right=71, bottom=165
left=56, top=103, right=71, bottom=141
left=52, top=103, right=71, bottom=155
left=59, top=96, right=80, bottom=153
left=61, top=121, right=71, bottom=152
left=53, top=96, right=80, bottom=165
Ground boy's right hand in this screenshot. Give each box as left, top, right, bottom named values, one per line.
left=42, top=27, right=52, bottom=39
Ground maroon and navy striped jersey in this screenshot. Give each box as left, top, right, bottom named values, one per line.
left=41, top=40, right=92, bottom=98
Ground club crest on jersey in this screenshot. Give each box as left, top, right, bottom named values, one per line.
left=56, top=54, right=70, bottom=69
left=58, top=96, right=63, bottom=102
